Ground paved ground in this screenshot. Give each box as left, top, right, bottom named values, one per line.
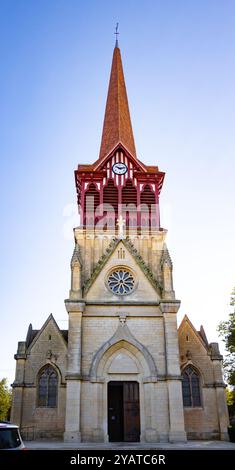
left=26, top=440, right=235, bottom=450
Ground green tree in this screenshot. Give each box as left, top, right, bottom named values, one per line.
left=218, top=288, right=235, bottom=387
left=218, top=288, right=235, bottom=421
left=0, top=378, right=12, bottom=420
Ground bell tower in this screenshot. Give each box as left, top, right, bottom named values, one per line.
left=75, top=44, right=165, bottom=232
left=64, top=42, right=187, bottom=444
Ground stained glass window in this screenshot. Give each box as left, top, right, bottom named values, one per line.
left=38, top=366, right=58, bottom=407
left=107, top=269, right=135, bottom=295
left=182, top=366, right=201, bottom=407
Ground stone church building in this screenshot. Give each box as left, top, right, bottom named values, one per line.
left=11, top=42, right=229, bottom=443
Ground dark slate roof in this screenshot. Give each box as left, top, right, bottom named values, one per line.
left=197, top=325, right=209, bottom=347
left=61, top=330, right=68, bottom=343
left=25, top=324, right=39, bottom=348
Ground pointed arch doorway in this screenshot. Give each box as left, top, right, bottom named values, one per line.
left=108, top=381, right=140, bottom=442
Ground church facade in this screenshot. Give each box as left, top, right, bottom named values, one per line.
left=11, top=43, right=229, bottom=443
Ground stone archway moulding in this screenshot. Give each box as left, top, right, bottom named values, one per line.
left=89, top=323, right=158, bottom=380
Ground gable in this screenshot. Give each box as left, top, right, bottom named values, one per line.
left=94, top=144, right=147, bottom=173
left=28, top=316, right=67, bottom=354
left=178, top=317, right=209, bottom=355
left=24, top=316, right=68, bottom=385
left=178, top=316, right=216, bottom=383
left=85, top=240, right=160, bottom=302
left=93, top=146, right=147, bottom=191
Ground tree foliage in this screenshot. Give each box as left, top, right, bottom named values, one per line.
left=218, top=288, right=235, bottom=388
left=0, top=378, right=12, bottom=421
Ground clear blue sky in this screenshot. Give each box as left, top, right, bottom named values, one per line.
left=1, top=0, right=235, bottom=385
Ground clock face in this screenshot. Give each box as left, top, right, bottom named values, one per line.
left=112, top=162, right=128, bottom=175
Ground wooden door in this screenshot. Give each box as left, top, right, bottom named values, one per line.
left=108, top=382, right=123, bottom=442
left=123, top=381, right=140, bottom=442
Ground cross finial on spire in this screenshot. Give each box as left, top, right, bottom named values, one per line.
left=115, top=22, right=119, bottom=47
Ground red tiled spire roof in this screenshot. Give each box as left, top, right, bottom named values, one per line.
left=99, top=46, right=137, bottom=160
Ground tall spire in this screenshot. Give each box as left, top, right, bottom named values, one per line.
left=99, top=44, right=137, bottom=160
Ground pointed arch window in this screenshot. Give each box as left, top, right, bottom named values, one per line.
left=122, top=180, right=137, bottom=229
left=182, top=366, right=201, bottom=407
left=140, top=184, right=156, bottom=229
left=37, top=366, right=58, bottom=407
left=103, top=179, right=118, bottom=228
left=84, top=183, right=100, bottom=226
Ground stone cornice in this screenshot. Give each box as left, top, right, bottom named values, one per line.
left=210, top=354, right=223, bottom=361
left=159, top=375, right=183, bottom=381
left=11, top=378, right=226, bottom=388
left=69, top=374, right=183, bottom=383
left=66, top=299, right=166, bottom=307
left=64, top=300, right=86, bottom=313
left=12, top=382, right=66, bottom=388
left=84, top=311, right=162, bottom=317
left=86, top=301, right=161, bottom=306
left=203, top=382, right=226, bottom=389
left=65, top=374, right=82, bottom=380
left=141, top=377, right=158, bottom=383
left=11, top=382, right=27, bottom=388
left=14, top=354, right=27, bottom=360
left=74, top=226, right=167, bottom=239
left=160, top=301, right=181, bottom=314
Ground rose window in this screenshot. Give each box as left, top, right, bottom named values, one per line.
left=107, top=269, right=135, bottom=295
